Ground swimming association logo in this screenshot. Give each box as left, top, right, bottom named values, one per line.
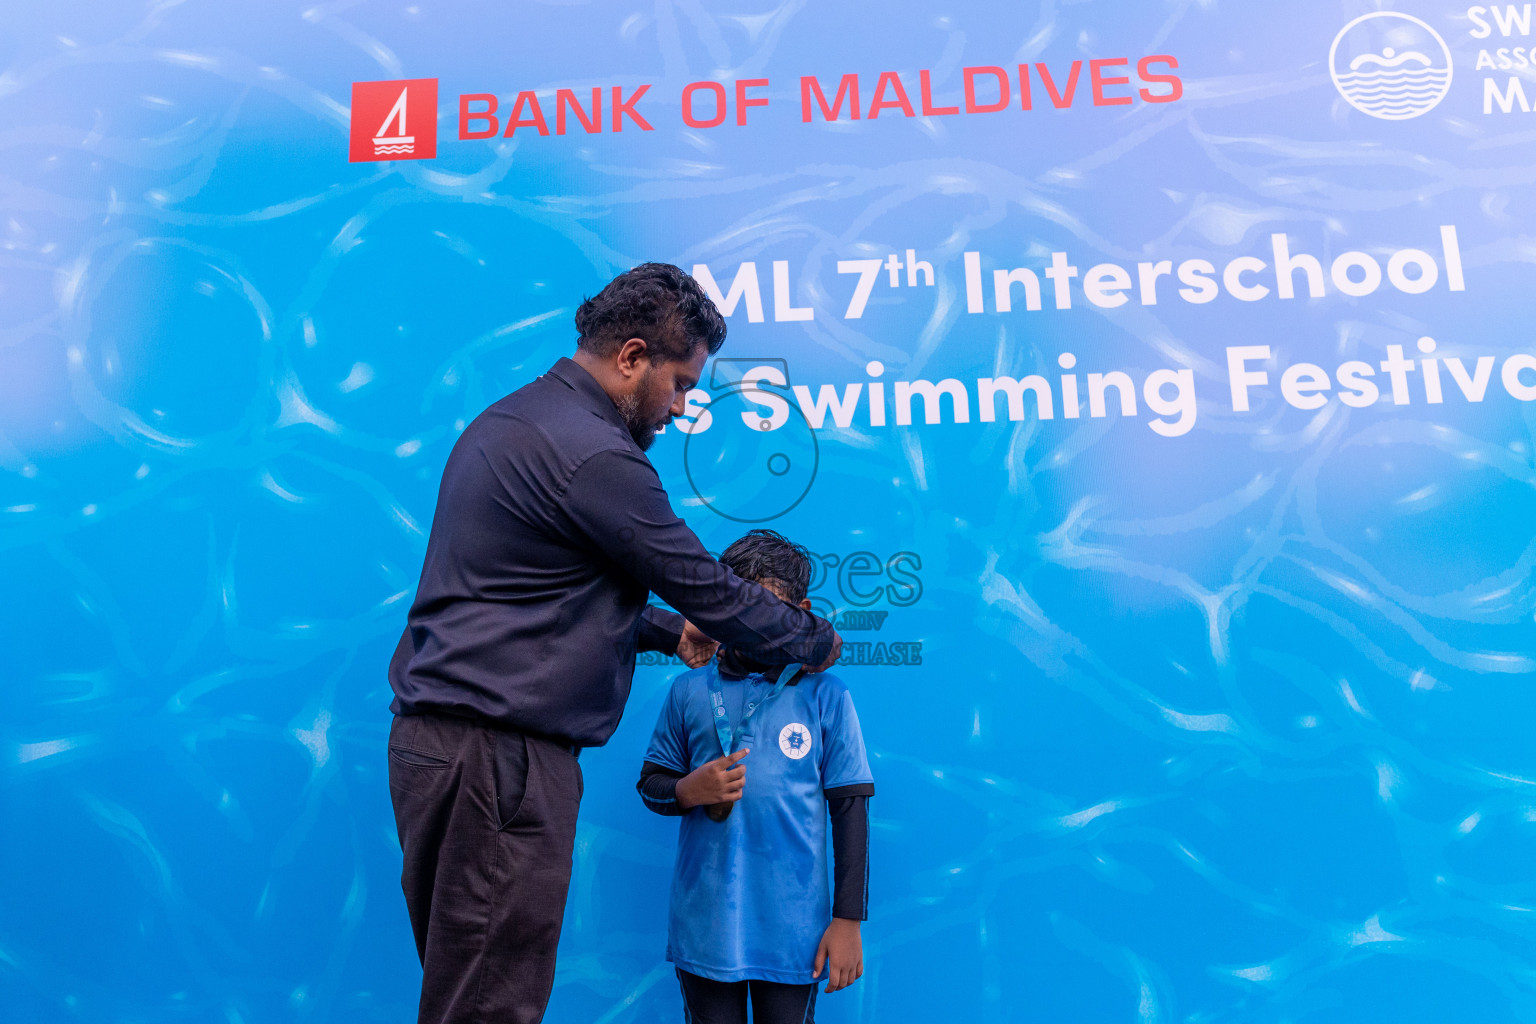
left=778, top=722, right=812, bottom=760
left=349, top=78, right=439, bottom=162
left=1329, top=13, right=1453, bottom=120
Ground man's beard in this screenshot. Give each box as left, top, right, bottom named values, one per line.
left=616, top=366, right=661, bottom=451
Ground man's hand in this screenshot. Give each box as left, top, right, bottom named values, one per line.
left=806, top=630, right=843, bottom=674
left=812, top=918, right=863, bottom=993
left=677, top=620, right=719, bottom=668
left=675, top=748, right=747, bottom=810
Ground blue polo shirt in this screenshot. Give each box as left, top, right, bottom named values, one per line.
left=645, top=662, right=872, bottom=984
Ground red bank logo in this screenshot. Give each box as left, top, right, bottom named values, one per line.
left=349, top=78, right=438, bottom=162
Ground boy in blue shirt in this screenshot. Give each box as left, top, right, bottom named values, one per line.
left=637, top=529, right=874, bottom=1024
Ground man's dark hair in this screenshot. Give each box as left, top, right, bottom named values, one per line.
left=575, top=262, right=727, bottom=363
left=719, top=529, right=813, bottom=605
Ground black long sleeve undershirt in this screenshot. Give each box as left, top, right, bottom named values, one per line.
left=637, top=762, right=873, bottom=920
left=824, top=782, right=873, bottom=921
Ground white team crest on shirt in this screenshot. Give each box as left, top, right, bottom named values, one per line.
left=778, top=722, right=812, bottom=760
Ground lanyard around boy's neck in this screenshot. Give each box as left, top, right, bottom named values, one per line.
left=707, top=661, right=805, bottom=756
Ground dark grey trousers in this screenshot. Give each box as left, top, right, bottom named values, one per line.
left=388, top=712, right=583, bottom=1024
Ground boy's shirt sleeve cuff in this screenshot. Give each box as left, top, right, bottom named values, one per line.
left=644, top=751, right=690, bottom=775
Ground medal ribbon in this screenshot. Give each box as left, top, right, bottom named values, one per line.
left=707, top=661, right=805, bottom=755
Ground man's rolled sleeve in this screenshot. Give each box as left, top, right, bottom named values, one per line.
left=564, top=449, right=835, bottom=666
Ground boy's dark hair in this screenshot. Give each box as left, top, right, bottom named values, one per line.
left=574, top=262, right=727, bottom=363
left=719, top=529, right=813, bottom=604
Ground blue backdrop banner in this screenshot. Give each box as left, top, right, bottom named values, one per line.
left=4, top=2, right=1536, bottom=1022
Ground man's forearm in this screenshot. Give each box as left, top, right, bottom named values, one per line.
left=637, top=606, right=684, bottom=655
left=565, top=449, right=836, bottom=666
left=637, top=532, right=835, bottom=667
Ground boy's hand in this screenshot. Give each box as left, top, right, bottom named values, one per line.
left=675, top=749, right=747, bottom=810
left=812, top=918, right=863, bottom=993
left=677, top=620, right=719, bottom=668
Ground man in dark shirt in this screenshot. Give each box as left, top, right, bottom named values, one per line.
left=386, top=263, right=841, bottom=1024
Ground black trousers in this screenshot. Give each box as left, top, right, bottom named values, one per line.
left=388, top=712, right=583, bottom=1024
left=676, top=969, right=818, bottom=1024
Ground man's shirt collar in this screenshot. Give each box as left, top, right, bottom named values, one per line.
left=546, top=356, right=629, bottom=435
